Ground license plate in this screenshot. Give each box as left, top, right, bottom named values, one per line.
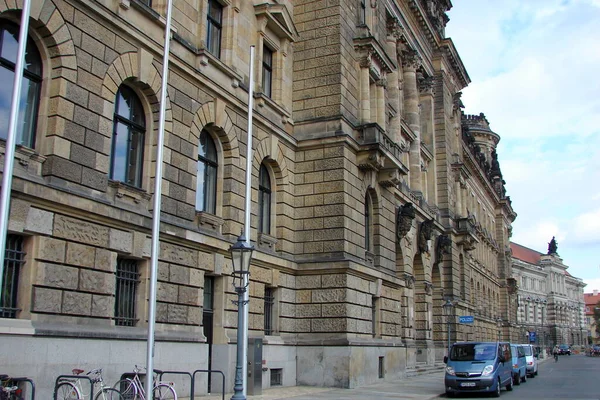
left=460, top=382, right=476, bottom=387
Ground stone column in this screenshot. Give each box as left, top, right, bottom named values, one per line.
left=402, top=50, right=421, bottom=193
left=376, top=78, right=386, bottom=129
left=359, top=57, right=371, bottom=124
left=419, top=74, right=437, bottom=204
left=386, top=19, right=402, bottom=142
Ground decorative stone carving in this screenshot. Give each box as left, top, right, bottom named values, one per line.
left=435, top=234, right=452, bottom=265
left=396, top=203, right=416, bottom=243
left=386, top=17, right=404, bottom=39
left=401, top=49, right=420, bottom=69
left=403, top=273, right=415, bottom=289
left=378, top=168, right=402, bottom=188
left=425, top=0, right=450, bottom=37
left=418, top=219, right=435, bottom=254
left=418, top=74, right=435, bottom=94
left=424, top=282, right=434, bottom=295
left=453, top=92, right=463, bottom=112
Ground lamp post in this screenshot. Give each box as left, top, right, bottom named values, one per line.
left=442, top=299, right=454, bottom=354
left=496, top=318, right=502, bottom=341
left=230, top=234, right=254, bottom=400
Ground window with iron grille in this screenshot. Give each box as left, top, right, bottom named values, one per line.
left=270, top=368, right=282, bottom=386
left=264, top=287, right=274, bottom=335
left=115, top=258, right=140, bottom=326
left=1, top=235, right=25, bottom=318
left=378, top=356, right=384, bottom=378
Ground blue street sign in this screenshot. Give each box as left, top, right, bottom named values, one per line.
left=459, top=315, right=474, bottom=324
left=529, top=331, right=536, bottom=342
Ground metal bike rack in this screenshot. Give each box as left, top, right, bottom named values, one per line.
left=155, top=369, right=225, bottom=400
left=53, top=375, right=93, bottom=400
left=0, top=375, right=36, bottom=400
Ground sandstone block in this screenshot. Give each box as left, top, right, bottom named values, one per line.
left=179, top=286, right=200, bottom=306
left=170, top=264, right=190, bottom=285
left=36, top=236, right=66, bottom=263
left=54, top=215, right=109, bottom=247
left=81, top=269, right=114, bottom=294
left=25, top=207, right=54, bottom=235
left=63, top=291, right=92, bottom=315
left=32, top=287, right=62, bottom=313
left=296, top=275, right=321, bottom=289
left=311, top=318, right=345, bottom=332
left=312, top=288, right=346, bottom=303
left=8, top=198, right=29, bottom=233
left=161, top=242, right=198, bottom=267
left=157, top=282, right=178, bottom=303
left=91, top=294, right=113, bottom=318
left=168, top=304, right=188, bottom=324
left=109, top=229, right=133, bottom=253
left=322, top=274, right=347, bottom=288
left=95, top=248, right=116, bottom=272
left=66, top=242, right=96, bottom=267
left=36, top=263, right=78, bottom=289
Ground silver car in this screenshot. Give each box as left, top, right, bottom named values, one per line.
left=520, top=344, right=538, bottom=377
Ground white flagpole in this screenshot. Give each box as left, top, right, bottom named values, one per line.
left=242, top=45, right=255, bottom=397
left=0, top=0, right=31, bottom=305
left=145, top=0, right=173, bottom=397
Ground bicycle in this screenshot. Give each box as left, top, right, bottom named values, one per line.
left=1, top=375, right=24, bottom=400
left=1, top=385, right=23, bottom=400
left=113, top=365, right=177, bottom=400
left=55, top=368, right=124, bottom=400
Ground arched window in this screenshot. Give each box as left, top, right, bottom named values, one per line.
left=110, top=85, right=145, bottom=187
left=0, top=20, right=42, bottom=148
left=258, top=163, right=271, bottom=234
left=196, top=129, right=217, bottom=213
left=365, top=192, right=372, bottom=252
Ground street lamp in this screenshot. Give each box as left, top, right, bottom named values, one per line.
left=442, top=299, right=455, bottom=354
left=497, top=318, right=502, bottom=341
left=230, top=234, right=254, bottom=400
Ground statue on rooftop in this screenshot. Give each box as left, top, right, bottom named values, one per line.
left=547, top=236, right=558, bottom=255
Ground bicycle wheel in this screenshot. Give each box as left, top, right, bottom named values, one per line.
left=94, top=388, right=124, bottom=400
left=152, top=384, right=176, bottom=400
left=55, top=382, right=82, bottom=400
left=113, top=380, right=138, bottom=400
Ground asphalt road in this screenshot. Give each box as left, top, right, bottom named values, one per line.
left=449, top=354, right=600, bottom=399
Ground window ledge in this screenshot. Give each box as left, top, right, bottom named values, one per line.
left=108, top=180, right=151, bottom=206
left=195, top=211, right=224, bottom=232
left=196, top=48, right=244, bottom=89
left=0, top=143, right=46, bottom=176
left=254, top=93, right=292, bottom=124
left=365, top=250, right=375, bottom=266
left=258, top=233, right=278, bottom=250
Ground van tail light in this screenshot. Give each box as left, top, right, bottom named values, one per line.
left=527, top=361, right=533, bottom=365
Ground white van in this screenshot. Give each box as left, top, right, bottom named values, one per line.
left=520, top=343, right=538, bottom=377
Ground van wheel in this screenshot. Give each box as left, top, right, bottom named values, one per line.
left=534, top=369, right=538, bottom=376
left=492, top=378, right=501, bottom=397
left=514, top=373, right=521, bottom=385
left=506, top=378, right=513, bottom=391
left=522, top=372, right=527, bottom=383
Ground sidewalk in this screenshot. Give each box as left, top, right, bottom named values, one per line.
left=182, top=371, right=446, bottom=400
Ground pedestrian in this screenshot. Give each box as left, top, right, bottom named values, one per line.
left=553, top=345, right=559, bottom=362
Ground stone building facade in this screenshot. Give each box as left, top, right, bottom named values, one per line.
left=511, top=241, right=587, bottom=350
left=0, top=0, right=516, bottom=397
left=584, top=290, right=599, bottom=344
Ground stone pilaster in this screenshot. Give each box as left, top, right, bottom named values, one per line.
left=402, top=50, right=421, bottom=193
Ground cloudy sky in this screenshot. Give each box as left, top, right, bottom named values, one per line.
left=445, top=0, right=600, bottom=292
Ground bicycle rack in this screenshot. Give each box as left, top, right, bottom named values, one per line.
left=0, top=375, right=36, bottom=400
left=53, top=375, right=93, bottom=400
left=156, top=369, right=225, bottom=400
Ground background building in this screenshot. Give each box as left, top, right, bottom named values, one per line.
left=584, top=290, right=599, bottom=344
left=511, top=241, right=587, bottom=351
left=3, top=0, right=581, bottom=397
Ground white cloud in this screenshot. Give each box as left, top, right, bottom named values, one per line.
left=584, top=277, right=600, bottom=293
left=569, top=208, right=600, bottom=244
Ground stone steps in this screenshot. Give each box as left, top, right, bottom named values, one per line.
left=405, top=362, right=446, bottom=377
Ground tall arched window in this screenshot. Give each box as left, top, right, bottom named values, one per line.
left=196, top=129, right=217, bottom=213
left=258, top=163, right=271, bottom=234
left=110, top=85, right=145, bottom=187
left=365, top=193, right=372, bottom=252
left=0, top=21, right=42, bottom=148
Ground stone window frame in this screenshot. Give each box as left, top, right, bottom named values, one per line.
left=198, top=0, right=235, bottom=67
left=254, top=3, right=297, bottom=120
left=258, top=162, right=272, bottom=235
left=206, top=0, right=224, bottom=58
left=110, top=84, right=147, bottom=189
left=371, top=295, right=381, bottom=338
left=0, top=234, right=26, bottom=319
left=195, top=124, right=225, bottom=233
left=256, top=159, right=278, bottom=251
left=196, top=129, right=218, bottom=214
left=0, top=19, right=43, bottom=149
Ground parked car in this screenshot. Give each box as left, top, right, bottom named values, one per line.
left=444, top=342, right=513, bottom=397
left=520, top=343, right=538, bottom=377
left=558, top=344, right=571, bottom=355
left=510, top=344, right=527, bottom=385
